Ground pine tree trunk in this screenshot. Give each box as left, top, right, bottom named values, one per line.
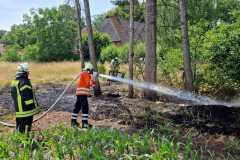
left=144, top=0, right=157, bottom=100
left=75, top=0, right=84, bottom=70
left=128, top=0, right=134, bottom=98
left=179, top=0, right=194, bottom=91
left=83, top=0, right=102, bottom=96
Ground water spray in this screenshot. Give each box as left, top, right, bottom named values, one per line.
left=99, top=74, right=236, bottom=107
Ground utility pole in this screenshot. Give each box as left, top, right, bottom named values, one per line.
left=75, top=0, right=84, bottom=69
left=128, top=0, right=134, bottom=98
left=179, top=0, right=194, bottom=91
left=83, top=0, right=102, bottom=96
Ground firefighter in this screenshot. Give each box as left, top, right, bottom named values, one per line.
left=10, top=63, right=40, bottom=133
left=71, top=63, right=97, bottom=128
left=110, top=57, right=120, bottom=76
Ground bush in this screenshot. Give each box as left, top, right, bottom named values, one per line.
left=157, top=48, right=183, bottom=86
left=118, top=44, right=129, bottom=63
left=100, top=44, right=128, bottom=63
left=1, top=45, right=21, bottom=62
left=100, top=44, right=119, bottom=63
left=82, top=31, right=111, bottom=60
left=207, top=24, right=240, bottom=83
left=195, top=22, right=240, bottom=93
left=21, top=44, right=40, bottom=61
left=159, top=48, right=183, bottom=75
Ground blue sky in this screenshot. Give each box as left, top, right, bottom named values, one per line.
left=0, top=0, right=115, bottom=31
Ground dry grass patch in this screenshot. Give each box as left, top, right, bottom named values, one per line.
left=0, top=62, right=81, bottom=88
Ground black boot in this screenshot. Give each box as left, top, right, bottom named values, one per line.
left=71, top=119, right=79, bottom=127
left=82, top=120, right=92, bottom=128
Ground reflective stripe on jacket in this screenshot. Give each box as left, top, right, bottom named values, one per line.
left=11, top=79, right=40, bottom=118
left=76, top=71, right=94, bottom=96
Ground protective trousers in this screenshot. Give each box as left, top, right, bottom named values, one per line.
left=71, top=95, right=89, bottom=125
left=16, top=116, right=33, bottom=133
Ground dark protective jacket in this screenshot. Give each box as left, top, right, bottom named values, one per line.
left=11, top=76, right=40, bottom=118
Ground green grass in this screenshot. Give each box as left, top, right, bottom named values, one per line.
left=0, top=125, right=200, bottom=160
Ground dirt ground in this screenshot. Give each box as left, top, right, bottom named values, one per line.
left=1, top=83, right=240, bottom=158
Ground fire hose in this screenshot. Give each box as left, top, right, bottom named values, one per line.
left=0, top=74, right=80, bottom=128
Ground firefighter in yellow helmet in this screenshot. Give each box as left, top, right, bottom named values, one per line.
left=10, top=63, right=40, bottom=133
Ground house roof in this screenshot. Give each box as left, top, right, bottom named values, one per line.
left=99, top=16, right=145, bottom=43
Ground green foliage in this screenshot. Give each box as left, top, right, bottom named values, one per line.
left=133, top=43, right=145, bottom=80
left=107, top=0, right=145, bottom=22
left=1, top=5, right=80, bottom=62
left=134, top=42, right=145, bottom=60
left=21, top=44, right=40, bottom=61
left=1, top=23, right=36, bottom=47
left=157, top=48, right=183, bottom=87
left=82, top=31, right=111, bottom=60
left=207, top=23, right=240, bottom=82
left=0, top=30, right=7, bottom=41
left=31, top=5, right=78, bottom=61
left=1, top=45, right=21, bottom=62
left=196, top=22, right=240, bottom=93
left=100, top=44, right=120, bottom=62
left=118, top=44, right=129, bottom=63
left=100, top=43, right=128, bottom=63
left=153, top=0, right=240, bottom=94
left=188, top=0, right=240, bottom=24
left=0, top=125, right=200, bottom=159
left=159, top=48, right=183, bottom=75
left=93, top=14, right=106, bottom=30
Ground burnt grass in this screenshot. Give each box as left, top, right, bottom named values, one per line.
left=168, top=105, right=240, bottom=135
left=1, top=83, right=240, bottom=135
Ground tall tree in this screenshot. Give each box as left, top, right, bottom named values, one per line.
left=75, top=0, right=84, bottom=69
left=179, top=0, right=194, bottom=91
left=128, top=0, right=134, bottom=98
left=144, top=0, right=157, bottom=100
left=83, top=0, right=102, bottom=96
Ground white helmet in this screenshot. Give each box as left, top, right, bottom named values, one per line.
left=84, top=62, right=93, bottom=71
left=17, top=63, right=29, bottom=74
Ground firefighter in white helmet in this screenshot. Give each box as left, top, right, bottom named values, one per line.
left=71, top=63, right=98, bottom=128
left=110, top=57, right=120, bottom=76
left=10, top=63, right=40, bottom=133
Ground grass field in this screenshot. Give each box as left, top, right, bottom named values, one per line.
left=0, top=61, right=130, bottom=89
left=0, top=62, right=82, bottom=88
